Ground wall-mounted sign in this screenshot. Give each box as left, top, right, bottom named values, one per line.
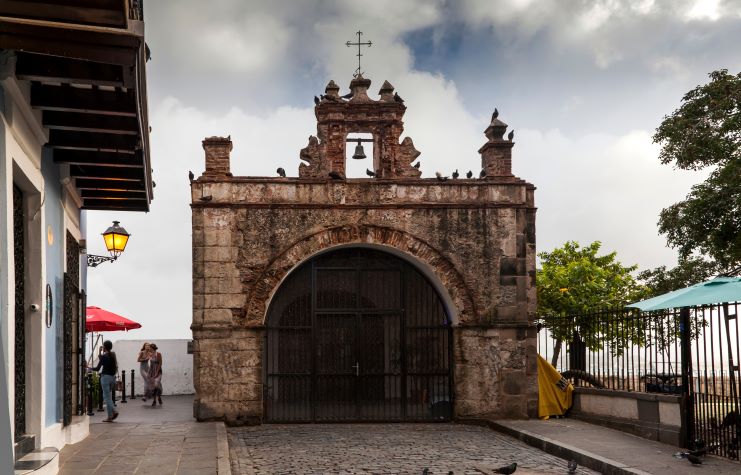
left=45, top=283, right=53, bottom=328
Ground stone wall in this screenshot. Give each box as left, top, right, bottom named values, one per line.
left=191, top=176, right=537, bottom=424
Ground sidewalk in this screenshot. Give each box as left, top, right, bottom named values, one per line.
left=57, top=395, right=230, bottom=475
left=489, top=418, right=740, bottom=475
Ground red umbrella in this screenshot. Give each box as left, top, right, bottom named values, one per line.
left=86, top=306, right=142, bottom=332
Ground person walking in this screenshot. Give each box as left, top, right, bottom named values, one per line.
left=137, top=343, right=152, bottom=401
left=147, top=343, right=163, bottom=406
left=93, top=340, right=119, bottom=422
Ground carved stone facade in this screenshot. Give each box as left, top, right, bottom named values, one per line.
left=191, top=76, right=537, bottom=425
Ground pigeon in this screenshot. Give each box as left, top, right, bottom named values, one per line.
left=452, top=169, right=459, bottom=179
left=435, top=171, right=448, bottom=182
left=479, top=169, right=486, bottom=178
left=394, top=92, right=405, bottom=103
left=568, top=460, right=577, bottom=474
left=413, top=162, right=421, bottom=169
left=198, top=195, right=212, bottom=202
left=687, top=453, right=702, bottom=465
left=341, top=92, right=354, bottom=99
left=466, top=170, right=473, bottom=179
left=508, top=129, right=515, bottom=141
left=276, top=167, right=286, bottom=177
left=188, top=170, right=194, bottom=182
left=493, top=463, right=517, bottom=474
left=366, top=168, right=376, bottom=177
left=492, top=108, right=499, bottom=120
left=328, top=171, right=344, bottom=180
left=314, top=96, right=320, bottom=105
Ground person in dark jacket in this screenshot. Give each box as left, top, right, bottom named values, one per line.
left=93, top=340, right=119, bottom=422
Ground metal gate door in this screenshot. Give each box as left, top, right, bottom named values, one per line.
left=13, top=185, right=26, bottom=439
left=265, top=248, right=452, bottom=422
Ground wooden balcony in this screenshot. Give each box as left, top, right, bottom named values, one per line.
left=0, top=0, right=152, bottom=212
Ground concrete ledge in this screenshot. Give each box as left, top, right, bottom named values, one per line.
left=575, top=387, right=681, bottom=403
left=572, top=388, right=682, bottom=446
left=487, top=420, right=653, bottom=475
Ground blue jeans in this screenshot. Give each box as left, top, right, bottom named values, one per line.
left=100, top=374, right=116, bottom=418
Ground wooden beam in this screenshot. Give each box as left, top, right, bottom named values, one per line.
left=16, top=52, right=132, bottom=87
left=80, top=189, right=147, bottom=199
left=53, top=149, right=142, bottom=168
left=48, top=129, right=138, bottom=152
left=0, top=1, right=126, bottom=28
left=44, top=111, right=138, bottom=135
left=31, top=83, right=136, bottom=116
left=82, top=199, right=148, bottom=211
left=0, top=25, right=138, bottom=67
left=69, top=164, right=143, bottom=180
left=74, top=178, right=144, bottom=191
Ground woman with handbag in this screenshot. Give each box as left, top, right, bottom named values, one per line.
left=147, top=343, right=163, bottom=406
left=137, top=343, right=152, bottom=401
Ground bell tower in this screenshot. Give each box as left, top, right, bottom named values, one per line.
left=298, top=75, right=422, bottom=179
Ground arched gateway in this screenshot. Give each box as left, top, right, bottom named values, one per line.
left=265, top=247, right=453, bottom=422
left=191, top=74, right=538, bottom=425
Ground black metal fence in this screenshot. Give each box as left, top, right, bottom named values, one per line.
left=537, top=302, right=740, bottom=460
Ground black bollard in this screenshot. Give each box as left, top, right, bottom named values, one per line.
left=131, top=369, right=136, bottom=400
left=121, top=370, right=127, bottom=403
left=86, top=373, right=94, bottom=416
left=97, top=377, right=103, bottom=412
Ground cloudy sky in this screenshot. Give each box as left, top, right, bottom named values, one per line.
left=87, top=0, right=741, bottom=340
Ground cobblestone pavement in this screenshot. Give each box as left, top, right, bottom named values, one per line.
left=228, top=424, right=599, bottom=475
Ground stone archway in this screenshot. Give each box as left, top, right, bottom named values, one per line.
left=263, top=247, right=453, bottom=422
left=241, top=225, right=477, bottom=328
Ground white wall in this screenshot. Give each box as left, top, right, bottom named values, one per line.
left=111, top=339, right=194, bottom=395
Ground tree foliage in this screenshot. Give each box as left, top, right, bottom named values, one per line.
left=537, top=241, right=648, bottom=319
left=653, top=69, right=741, bottom=270
left=638, top=257, right=719, bottom=297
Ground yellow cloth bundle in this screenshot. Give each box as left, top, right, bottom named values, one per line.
left=537, top=354, right=573, bottom=419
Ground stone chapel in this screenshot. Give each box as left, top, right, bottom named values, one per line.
left=190, top=75, right=538, bottom=424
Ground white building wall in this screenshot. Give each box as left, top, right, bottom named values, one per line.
left=112, top=339, right=194, bottom=396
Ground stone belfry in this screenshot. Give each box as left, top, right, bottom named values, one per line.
left=299, top=75, right=422, bottom=179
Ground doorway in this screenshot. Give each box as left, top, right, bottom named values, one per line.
left=264, top=248, right=453, bottom=422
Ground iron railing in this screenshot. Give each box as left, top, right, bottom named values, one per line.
left=537, top=303, right=740, bottom=460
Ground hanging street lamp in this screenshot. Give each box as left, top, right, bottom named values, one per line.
left=87, top=221, right=130, bottom=267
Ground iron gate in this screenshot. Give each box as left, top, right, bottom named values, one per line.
left=13, top=185, right=26, bottom=440
left=265, top=248, right=453, bottom=422
left=63, top=232, right=80, bottom=426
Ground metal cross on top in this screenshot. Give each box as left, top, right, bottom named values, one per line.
left=346, top=30, right=372, bottom=78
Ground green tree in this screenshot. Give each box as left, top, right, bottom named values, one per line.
left=537, top=241, right=649, bottom=364
left=653, top=69, right=741, bottom=272
left=638, top=257, right=719, bottom=297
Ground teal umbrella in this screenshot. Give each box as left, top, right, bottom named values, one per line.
left=627, top=276, right=741, bottom=311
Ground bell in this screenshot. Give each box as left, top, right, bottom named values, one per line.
left=351, top=141, right=366, bottom=160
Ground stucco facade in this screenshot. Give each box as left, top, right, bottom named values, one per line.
left=191, top=76, right=538, bottom=424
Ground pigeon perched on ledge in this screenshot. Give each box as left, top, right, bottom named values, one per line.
left=276, top=167, right=286, bottom=177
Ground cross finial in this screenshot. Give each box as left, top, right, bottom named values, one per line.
left=346, top=30, right=372, bottom=78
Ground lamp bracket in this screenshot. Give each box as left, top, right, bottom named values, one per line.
left=87, top=254, right=117, bottom=268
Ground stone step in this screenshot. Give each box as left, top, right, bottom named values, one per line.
left=14, top=447, right=59, bottom=475
left=13, top=434, right=35, bottom=460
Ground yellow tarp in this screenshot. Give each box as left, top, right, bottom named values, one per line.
left=537, top=355, right=573, bottom=419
